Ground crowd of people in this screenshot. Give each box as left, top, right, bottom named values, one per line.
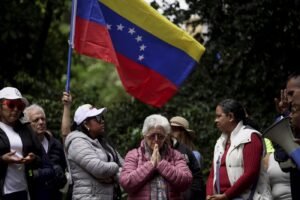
left=0, top=72, right=299, bottom=200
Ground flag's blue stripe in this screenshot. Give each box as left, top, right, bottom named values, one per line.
left=100, top=3, right=196, bottom=87
left=77, top=0, right=106, bottom=26
left=78, top=0, right=197, bottom=86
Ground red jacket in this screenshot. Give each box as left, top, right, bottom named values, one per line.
left=120, top=141, right=192, bottom=200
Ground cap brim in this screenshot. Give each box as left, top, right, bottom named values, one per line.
left=171, top=122, right=195, bottom=135
left=170, top=122, right=181, bottom=127
left=1, top=97, right=28, bottom=106
left=86, top=107, right=107, bottom=118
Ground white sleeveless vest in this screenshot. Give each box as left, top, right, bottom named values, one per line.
left=212, top=122, right=272, bottom=200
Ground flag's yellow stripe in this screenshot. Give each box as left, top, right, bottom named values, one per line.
left=100, top=0, right=205, bottom=62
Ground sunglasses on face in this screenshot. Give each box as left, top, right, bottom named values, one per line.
left=2, top=100, right=25, bottom=111
left=94, top=115, right=105, bottom=124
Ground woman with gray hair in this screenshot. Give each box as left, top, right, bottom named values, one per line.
left=120, top=114, right=192, bottom=200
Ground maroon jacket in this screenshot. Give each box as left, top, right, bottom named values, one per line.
left=120, top=141, right=192, bottom=200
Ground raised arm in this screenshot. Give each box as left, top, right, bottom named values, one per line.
left=61, top=92, right=72, bottom=141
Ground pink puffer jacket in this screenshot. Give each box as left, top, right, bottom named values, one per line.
left=120, top=141, right=192, bottom=200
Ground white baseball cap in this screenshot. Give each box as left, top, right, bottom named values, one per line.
left=0, top=87, right=24, bottom=100
left=74, top=104, right=107, bottom=125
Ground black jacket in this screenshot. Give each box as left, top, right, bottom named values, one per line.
left=171, top=139, right=206, bottom=200
left=274, top=132, right=300, bottom=200
left=34, top=132, right=67, bottom=200
left=0, top=121, right=44, bottom=200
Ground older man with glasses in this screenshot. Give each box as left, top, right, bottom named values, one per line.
left=23, top=104, right=67, bottom=200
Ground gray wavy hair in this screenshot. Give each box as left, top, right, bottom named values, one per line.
left=142, top=114, right=171, bottom=135
left=23, top=104, right=45, bottom=122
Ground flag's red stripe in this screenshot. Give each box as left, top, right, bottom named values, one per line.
left=74, top=16, right=178, bottom=107
left=116, top=53, right=178, bottom=107
left=74, top=17, right=118, bottom=66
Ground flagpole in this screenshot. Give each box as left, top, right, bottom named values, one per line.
left=65, top=0, right=77, bottom=93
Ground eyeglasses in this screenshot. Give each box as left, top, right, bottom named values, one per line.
left=31, top=117, right=46, bottom=123
left=2, top=100, right=25, bottom=111
left=146, top=133, right=166, bottom=141
left=94, top=115, right=105, bottom=124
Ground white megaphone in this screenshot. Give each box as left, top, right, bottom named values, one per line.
left=263, top=117, right=300, bottom=170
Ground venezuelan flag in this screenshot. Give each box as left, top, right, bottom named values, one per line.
left=74, top=0, right=205, bottom=107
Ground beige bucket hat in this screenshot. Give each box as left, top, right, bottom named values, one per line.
left=170, top=116, right=195, bottom=137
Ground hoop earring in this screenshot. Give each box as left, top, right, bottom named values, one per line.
left=84, top=123, right=90, bottom=131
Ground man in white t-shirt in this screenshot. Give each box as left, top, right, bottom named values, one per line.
left=0, top=87, right=44, bottom=200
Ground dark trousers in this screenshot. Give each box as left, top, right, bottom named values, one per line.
left=290, top=169, right=300, bottom=200
left=2, top=190, right=28, bottom=200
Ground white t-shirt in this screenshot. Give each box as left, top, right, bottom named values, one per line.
left=0, top=122, right=28, bottom=194
left=41, top=136, right=49, bottom=153
left=268, top=153, right=292, bottom=200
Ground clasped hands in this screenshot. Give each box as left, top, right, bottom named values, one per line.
left=150, top=143, right=161, bottom=167
left=1, top=151, right=36, bottom=164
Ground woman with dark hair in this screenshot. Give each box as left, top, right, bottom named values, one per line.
left=0, top=87, right=46, bottom=200
left=64, top=104, right=123, bottom=200
left=206, top=99, right=271, bottom=200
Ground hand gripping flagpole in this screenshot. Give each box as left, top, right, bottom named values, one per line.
left=65, top=0, right=77, bottom=93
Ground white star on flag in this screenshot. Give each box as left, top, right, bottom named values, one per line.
left=135, top=35, right=142, bottom=42
left=140, top=44, right=146, bottom=51
left=138, top=55, right=144, bottom=61
left=107, top=24, right=112, bottom=30
left=128, top=28, right=136, bottom=35
left=117, top=24, right=125, bottom=31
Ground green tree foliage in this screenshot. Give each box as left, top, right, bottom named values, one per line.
left=144, top=0, right=300, bottom=176
left=1, top=0, right=300, bottom=183
left=0, top=0, right=70, bottom=137
left=0, top=0, right=68, bottom=85
left=0, top=0, right=129, bottom=137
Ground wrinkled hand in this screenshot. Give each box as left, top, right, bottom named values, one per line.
left=1, top=151, right=24, bottom=164
left=156, top=146, right=161, bottom=163
left=22, top=153, right=36, bottom=164
left=62, top=92, right=72, bottom=106
left=151, top=144, right=161, bottom=167
left=150, top=144, right=157, bottom=166
left=274, top=89, right=289, bottom=114
left=206, top=194, right=228, bottom=200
